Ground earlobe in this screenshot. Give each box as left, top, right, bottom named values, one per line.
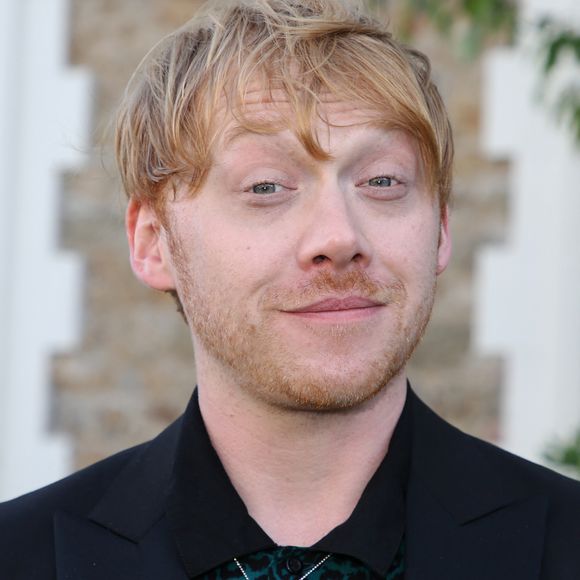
left=126, top=199, right=176, bottom=291
left=436, top=205, right=452, bottom=275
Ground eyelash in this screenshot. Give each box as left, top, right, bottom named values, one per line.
left=249, top=181, right=284, bottom=195
left=364, top=175, right=402, bottom=188
left=244, top=174, right=404, bottom=199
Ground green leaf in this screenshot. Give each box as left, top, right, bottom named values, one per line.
left=545, top=430, right=580, bottom=473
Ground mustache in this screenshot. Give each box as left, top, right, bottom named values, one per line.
left=261, top=270, right=406, bottom=310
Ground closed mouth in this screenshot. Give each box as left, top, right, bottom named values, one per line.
left=284, top=296, right=384, bottom=314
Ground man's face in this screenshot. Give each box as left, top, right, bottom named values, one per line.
left=137, top=94, right=451, bottom=411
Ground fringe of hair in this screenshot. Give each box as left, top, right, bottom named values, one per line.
left=115, top=0, right=454, bottom=212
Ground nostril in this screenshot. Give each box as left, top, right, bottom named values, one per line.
left=312, top=253, right=364, bottom=265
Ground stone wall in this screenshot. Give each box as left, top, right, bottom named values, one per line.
left=54, top=0, right=507, bottom=469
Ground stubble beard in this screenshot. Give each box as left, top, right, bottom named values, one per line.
left=170, top=240, right=436, bottom=412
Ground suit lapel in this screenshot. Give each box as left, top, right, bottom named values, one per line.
left=54, top=418, right=188, bottom=580
left=54, top=511, right=189, bottom=580
left=54, top=510, right=140, bottom=580
left=406, top=391, right=547, bottom=580
left=53, top=387, right=550, bottom=579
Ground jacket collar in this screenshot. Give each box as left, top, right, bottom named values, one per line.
left=409, top=390, right=531, bottom=523
left=405, top=390, right=547, bottom=579
left=54, top=416, right=186, bottom=579
left=53, top=387, right=548, bottom=580
left=88, top=415, right=182, bottom=541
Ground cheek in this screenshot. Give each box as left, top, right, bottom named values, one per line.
left=372, top=218, right=441, bottom=295
left=179, top=222, right=283, bottom=301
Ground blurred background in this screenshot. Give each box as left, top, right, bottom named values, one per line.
left=1, top=0, right=579, bottom=501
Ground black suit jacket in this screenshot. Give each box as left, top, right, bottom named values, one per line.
left=1, top=390, right=580, bottom=579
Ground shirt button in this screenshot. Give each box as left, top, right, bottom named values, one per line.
left=286, top=557, right=304, bottom=574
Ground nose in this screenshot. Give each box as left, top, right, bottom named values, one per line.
left=296, top=186, right=372, bottom=271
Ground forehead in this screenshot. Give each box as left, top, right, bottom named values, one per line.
left=215, top=87, right=404, bottom=154
left=230, top=86, right=382, bottom=119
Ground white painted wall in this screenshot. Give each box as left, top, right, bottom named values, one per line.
left=0, top=0, right=91, bottom=500
left=476, top=0, right=580, bottom=463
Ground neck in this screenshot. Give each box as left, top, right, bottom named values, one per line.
left=196, top=364, right=407, bottom=546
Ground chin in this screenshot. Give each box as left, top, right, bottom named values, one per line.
left=243, top=363, right=402, bottom=413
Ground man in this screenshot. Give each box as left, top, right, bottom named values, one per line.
left=1, top=0, right=580, bottom=578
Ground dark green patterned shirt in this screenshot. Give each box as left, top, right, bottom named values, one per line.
left=199, top=541, right=406, bottom=579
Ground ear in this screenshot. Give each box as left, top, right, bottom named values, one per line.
left=126, top=199, right=175, bottom=291
left=436, top=204, right=452, bottom=275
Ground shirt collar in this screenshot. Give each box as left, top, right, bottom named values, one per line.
left=166, top=386, right=412, bottom=578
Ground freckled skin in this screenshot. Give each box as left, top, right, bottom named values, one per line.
left=162, top=97, right=451, bottom=412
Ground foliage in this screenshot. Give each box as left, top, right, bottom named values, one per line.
left=370, top=0, right=580, bottom=144
left=555, top=86, right=580, bottom=143
left=540, top=18, right=580, bottom=73
left=403, top=0, right=516, bottom=57
left=538, top=18, right=580, bottom=143
left=545, top=431, right=580, bottom=477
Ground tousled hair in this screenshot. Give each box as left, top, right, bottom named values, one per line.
left=115, top=0, right=454, bottom=212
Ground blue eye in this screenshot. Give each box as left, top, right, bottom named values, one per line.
left=368, top=176, right=395, bottom=187
left=252, top=182, right=282, bottom=194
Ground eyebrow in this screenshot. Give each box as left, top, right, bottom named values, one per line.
left=220, top=121, right=415, bottom=171
left=220, top=126, right=330, bottom=175
left=222, top=123, right=286, bottom=148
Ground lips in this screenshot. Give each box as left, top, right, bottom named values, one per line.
left=285, top=296, right=384, bottom=313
